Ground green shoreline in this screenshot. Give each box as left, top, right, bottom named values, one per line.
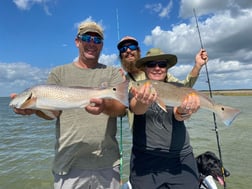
left=200, top=89, right=252, bottom=96
left=1, top=90, right=252, bottom=98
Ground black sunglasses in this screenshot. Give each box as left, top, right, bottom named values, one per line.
left=146, top=61, right=168, bottom=68
left=119, top=44, right=138, bottom=53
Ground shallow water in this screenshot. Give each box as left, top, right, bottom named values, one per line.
left=0, top=96, right=251, bottom=189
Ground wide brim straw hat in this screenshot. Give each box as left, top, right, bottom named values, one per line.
left=136, top=48, right=177, bottom=69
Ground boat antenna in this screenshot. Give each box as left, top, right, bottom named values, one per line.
left=116, top=8, right=120, bottom=41
left=193, top=8, right=227, bottom=189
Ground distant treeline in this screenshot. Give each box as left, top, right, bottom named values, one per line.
left=200, top=89, right=252, bottom=96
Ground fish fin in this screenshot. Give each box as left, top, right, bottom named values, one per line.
left=20, top=97, right=37, bottom=109
left=110, top=80, right=129, bottom=107
left=157, top=103, right=167, bottom=112
left=35, top=110, right=56, bottom=120
left=214, top=104, right=241, bottom=126
left=156, top=98, right=167, bottom=112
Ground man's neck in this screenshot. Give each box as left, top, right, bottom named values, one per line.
left=74, top=59, right=97, bottom=69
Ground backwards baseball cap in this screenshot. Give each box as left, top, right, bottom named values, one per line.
left=117, top=36, right=138, bottom=50
left=136, top=48, right=177, bottom=69
left=77, top=21, right=104, bottom=39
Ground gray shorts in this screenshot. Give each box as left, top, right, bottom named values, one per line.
left=54, top=165, right=120, bottom=189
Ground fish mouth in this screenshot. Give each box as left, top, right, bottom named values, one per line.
left=9, top=91, right=33, bottom=109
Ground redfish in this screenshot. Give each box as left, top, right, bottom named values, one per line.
left=9, top=80, right=129, bottom=110
left=131, top=80, right=241, bottom=126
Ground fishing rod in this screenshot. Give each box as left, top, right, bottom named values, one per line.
left=193, top=8, right=227, bottom=189
left=116, top=8, right=124, bottom=187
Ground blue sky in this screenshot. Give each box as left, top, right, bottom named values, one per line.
left=1, top=0, right=252, bottom=97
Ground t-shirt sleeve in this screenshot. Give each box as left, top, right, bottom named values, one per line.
left=47, top=67, right=60, bottom=85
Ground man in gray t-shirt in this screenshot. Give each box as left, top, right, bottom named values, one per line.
left=11, top=21, right=126, bottom=189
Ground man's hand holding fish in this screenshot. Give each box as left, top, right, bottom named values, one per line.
left=85, top=98, right=126, bottom=117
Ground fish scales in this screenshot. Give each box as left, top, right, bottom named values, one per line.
left=9, top=80, right=129, bottom=110
left=131, top=80, right=241, bottom=126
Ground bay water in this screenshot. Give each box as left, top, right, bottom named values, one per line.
left=0, top=96, right=251, bottom=189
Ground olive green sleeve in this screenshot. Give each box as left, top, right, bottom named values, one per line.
left=166, top=73, right=199, bottom=88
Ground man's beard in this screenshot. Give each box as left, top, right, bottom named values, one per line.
left=121, top=52, right=141, bottom=73
left=122, top=60, right=140, bottom=73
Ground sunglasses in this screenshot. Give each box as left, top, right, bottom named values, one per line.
left=78, top=34, right=103, bottom=44
left=119, top=44, right=138, bottom=53
left=146, top=61, right=168, bottom=68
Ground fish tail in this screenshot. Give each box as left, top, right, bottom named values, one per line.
left=111, top=80, right=129, bottom=107
left=214, top=104, right=241, bottom=126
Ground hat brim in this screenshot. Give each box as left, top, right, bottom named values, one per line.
left=79, top=29, right=103, bottom=39
left=117, top=39, right=138, bottom=50
left=136, top=54, right=177, bottom=69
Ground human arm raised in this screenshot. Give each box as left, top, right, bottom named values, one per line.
left=167, top=49, right=208, bottom=87
left=190, top=48, right=208, bottom=77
